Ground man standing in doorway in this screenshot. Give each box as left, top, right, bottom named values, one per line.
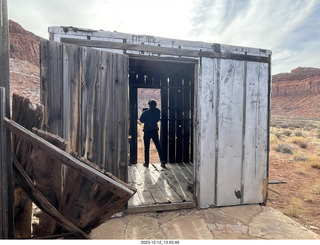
left=140, top=99, right=166, bottom=168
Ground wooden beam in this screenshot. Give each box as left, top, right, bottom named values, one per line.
left=61, top=38, right=199, bottom=57
left=126, top=202, right=196, bottom=214
left=3, top=117, right=135, bottom=199
left=0, top=0, right=14, bottom=238
left=61, top=38, right=271, bottom=63
left=0, top=88, right=9, bottom=238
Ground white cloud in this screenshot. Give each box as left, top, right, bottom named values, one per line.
left=7, top=0, right=320, bottom=74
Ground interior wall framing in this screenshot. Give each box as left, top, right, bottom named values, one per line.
left=129, top=58, right=196, bottom=165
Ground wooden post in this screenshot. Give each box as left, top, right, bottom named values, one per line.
left=0, top=0, right=14, bottom=239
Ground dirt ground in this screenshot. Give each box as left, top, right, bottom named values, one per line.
left=267, top=151, right=320, bottom=235
left=267, top=119, right=320, bottom=235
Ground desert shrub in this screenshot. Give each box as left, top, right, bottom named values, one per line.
left=291, top=122, right=304, bottom=128
left=307, top=155, right=320, bottom=169
left=270, top=121, right=279, bottom=127
left=274, top=144, right=296, bottom=154
left=284, top=197, right=304, bottom=218
left=293, top=154, right=308, bottom=162
left=291, top=136, right=307, bottom=148
left=282, top=130, right=292, bottom=137
left=311, top=162, right=320, bottom=169
left=280, top=124, right=289, bottom=129
left=275, top=133, right=281, bottom=139
left=317, top=132, right=320, bottom=139
left=295, top=131, right=304, bottom=137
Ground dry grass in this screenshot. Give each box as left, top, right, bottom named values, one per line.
left=292, top=152, right=308, bottom=162
left=303, top=182, right=320, bottom=203
left=274, top=143, right=296, bottom=154
left=270, top=118, right=320, bottom=170
left=269, top=133, right=279, bottom=145
left=291, top=136, right=308, bottom=148
left=307, top=155, right=320, bottom=169
left=284, top=197, right=304, bottom=218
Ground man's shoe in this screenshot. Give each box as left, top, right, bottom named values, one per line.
left=143, top=163, right=149, bottom=168
left=161, top=162, right=166, bottom=168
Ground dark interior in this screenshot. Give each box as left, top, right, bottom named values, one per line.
left=129, top=58, right=196, bottom=165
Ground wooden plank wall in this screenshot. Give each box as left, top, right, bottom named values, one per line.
left=198, top=57, right=270, bottom=207
left=41, top=40, right=129, bottom=180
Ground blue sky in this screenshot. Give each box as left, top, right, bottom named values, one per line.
left=8, top=0, right=320, bottom=74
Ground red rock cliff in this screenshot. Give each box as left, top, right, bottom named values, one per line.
left=9, top=20, right=41, bottom=104
left=271, top=67, right=320, bottom=120
left=272, top=67, right=320, bottom=97
left=9, top=20, right=42, bottom=66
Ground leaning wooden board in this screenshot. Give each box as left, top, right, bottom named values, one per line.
left=4, top=117, right=136, bottom=238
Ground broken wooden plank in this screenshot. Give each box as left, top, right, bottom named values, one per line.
left=11, top=94, right=44, bottom=239
left=11, top=154, right=90, bottom=239
left=6, top=118, right=137, bottom=237
left=3, top=117, right=136, bottom=199
left=60, top=153, right=135, bottom=231
left=30, top=128, right=67, bottom=237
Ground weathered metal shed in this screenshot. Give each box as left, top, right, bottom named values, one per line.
left=44, top=26, right=271, bottom=210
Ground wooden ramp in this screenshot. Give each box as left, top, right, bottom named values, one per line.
left=127, top=162, right=195, bottom=213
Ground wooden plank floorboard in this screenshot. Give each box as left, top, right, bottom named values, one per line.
left=128, top=163, right=194, bottom=208
left=174, top=163, right=193, bottom=182
left=135, top=164, right=170, bottom=204
left=127, top=167, right=142, bottom=206
left=128, top=165, right=155, bottom=206
left=147, top=164, right=183, bottom=203
left=183, top=162, right=193, bottom=175
left=166, top=164, right=193, bottom=201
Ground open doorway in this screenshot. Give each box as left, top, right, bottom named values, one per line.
left=137, top=88, right=162, bottom=164
left=127, top=58, right=196, bottom=212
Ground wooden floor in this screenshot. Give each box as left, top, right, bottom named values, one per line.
left=127, top=162, right=194, bottom=212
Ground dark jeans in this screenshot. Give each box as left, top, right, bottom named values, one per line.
left=143, top=130, right=165, bottom=164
